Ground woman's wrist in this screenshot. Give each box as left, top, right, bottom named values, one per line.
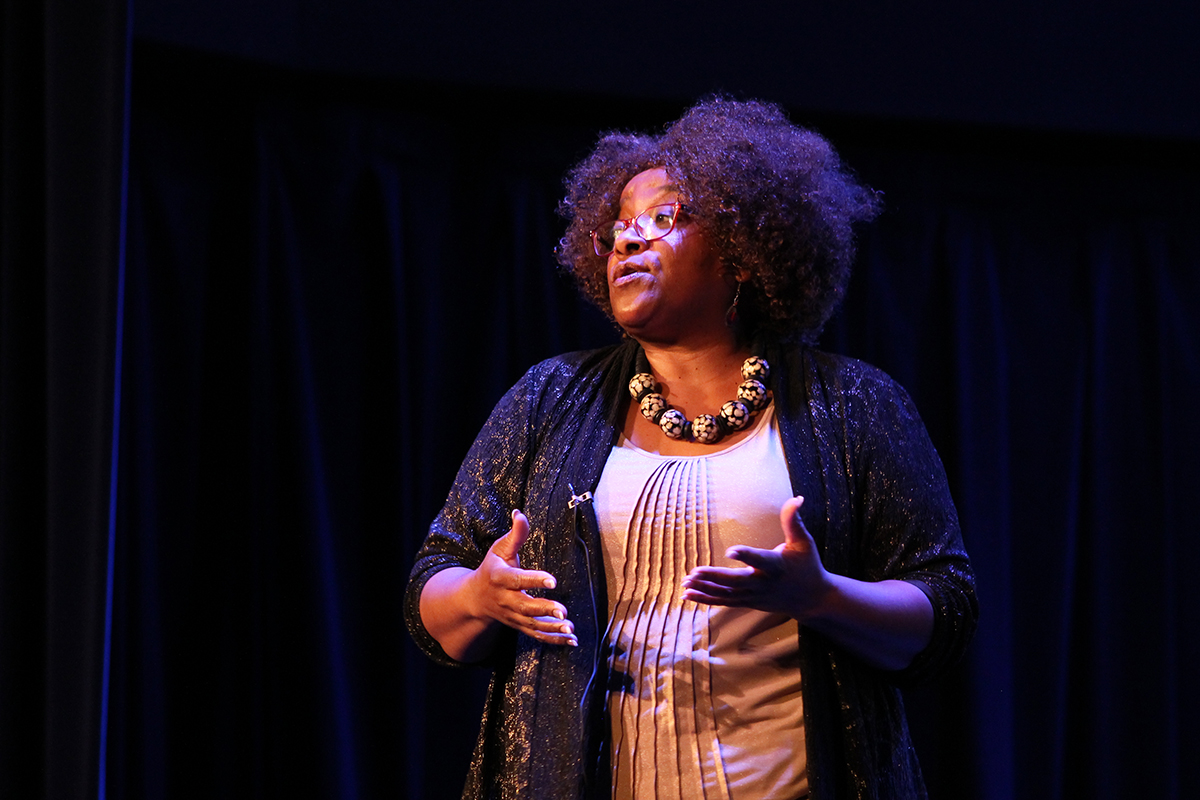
left=796, top=574, right=934, bottom=671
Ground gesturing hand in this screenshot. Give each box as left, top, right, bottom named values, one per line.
left=467, top=509, right=578, bottom=647
left=681, top=496, right=832, bottom=620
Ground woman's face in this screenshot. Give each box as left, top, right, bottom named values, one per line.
left=606, top=168, right=729, bottom=344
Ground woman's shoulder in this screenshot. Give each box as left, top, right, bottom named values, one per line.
left=485, top=340, right=635, bottom=428
left=516, top=340, right=636, bottom=392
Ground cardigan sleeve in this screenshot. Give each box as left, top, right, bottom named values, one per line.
left=403, top=365, right=546, bottom=668
left=842, top=363, right=979, bottom=684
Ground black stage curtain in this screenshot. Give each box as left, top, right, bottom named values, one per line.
left=0, top=1, right=130, bottom=798
left=13, top=39, right=1200, bottom=799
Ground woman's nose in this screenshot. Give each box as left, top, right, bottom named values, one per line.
left=613, top=226, right=645, bottom=255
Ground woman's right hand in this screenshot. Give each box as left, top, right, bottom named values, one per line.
left=465, top=509, right=578, bottom=647
left=420, top=510, right=577, bottom=662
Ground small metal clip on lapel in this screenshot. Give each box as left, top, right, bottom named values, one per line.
left=567, top=483, right=593, bottom=509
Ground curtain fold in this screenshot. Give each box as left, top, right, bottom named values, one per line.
left=0, top=1, right=131, bottom=798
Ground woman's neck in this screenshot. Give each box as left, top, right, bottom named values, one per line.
left=622, top=331, right=762, bottom=456
left=638, top=334, right=752, bottom=414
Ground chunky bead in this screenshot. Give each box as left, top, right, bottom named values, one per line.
left=658, top=408, right=688, bottom=439
left=640, top=392, right=667, bottom=422
left=741, top=356, right=770, bottom=382
left=737, top=379, right=768, bottom=410
left=627, top=355, right=769, bottom=445
left=691, top=414, right=722, bottom=443
left=628, top=372, right=658, bottom=400
left=719, top=399, right=752, bottom=431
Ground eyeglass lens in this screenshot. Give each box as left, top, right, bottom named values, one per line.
left=593, top=203, right=679, bottom=256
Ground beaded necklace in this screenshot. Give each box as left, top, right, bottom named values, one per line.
left=628, top=350, right=771, bottom=444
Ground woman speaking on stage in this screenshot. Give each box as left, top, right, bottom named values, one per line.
left=405, top=97, right=977, bottom=800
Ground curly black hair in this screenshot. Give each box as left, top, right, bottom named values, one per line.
left=556, top=97, right=881, bottom=343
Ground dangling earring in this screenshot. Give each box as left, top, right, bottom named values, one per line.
left=725, top=281, right=743, bottom=327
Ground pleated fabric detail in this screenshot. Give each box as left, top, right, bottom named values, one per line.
left=595, top=409, right=806, bottom=800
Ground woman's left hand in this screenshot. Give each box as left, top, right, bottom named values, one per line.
left=681, top=495, right=829, bottom=620
left=682, top=495, right=936, bottom=671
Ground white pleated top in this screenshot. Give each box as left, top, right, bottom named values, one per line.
left=593, top=407, right=808, bottom=800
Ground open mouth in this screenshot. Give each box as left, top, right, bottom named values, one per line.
left=611, top=261, right=651, bottom=286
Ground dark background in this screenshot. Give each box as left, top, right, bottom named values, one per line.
left=3, top=1, right=1198, bottom=798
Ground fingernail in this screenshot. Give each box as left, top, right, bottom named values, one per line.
left=552, top=608, right=564, bottom=620
left=544, top=577, right=557, bottom=590
left=568, top=637, right=578, bottom=647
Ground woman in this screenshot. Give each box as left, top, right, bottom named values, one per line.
left=405, top=98, right=977, bottom=799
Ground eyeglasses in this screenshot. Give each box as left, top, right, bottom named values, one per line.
left=590, top=201, right=686, bottom=257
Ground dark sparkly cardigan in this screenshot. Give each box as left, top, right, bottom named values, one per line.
left=405, top=338, right=978, bottom=800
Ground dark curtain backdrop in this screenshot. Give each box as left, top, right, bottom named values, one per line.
left=1, top=0, right=130, bottom=798
left=6, top=35, right=1200, bottom=799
